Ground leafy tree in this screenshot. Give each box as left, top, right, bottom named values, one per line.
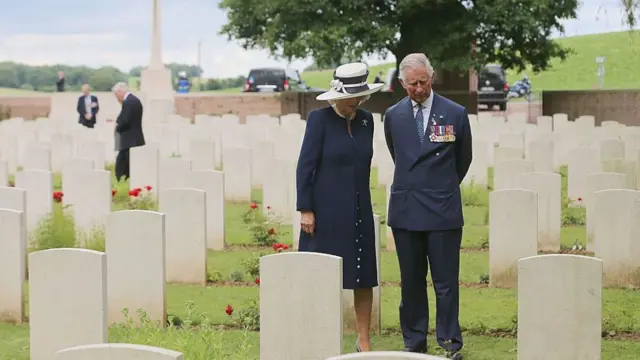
left=0, top=62, right=215, bottom=92
left=620, top=1, right=638, bottom=27
left=129, top=63, right=203, bottom=78
left=219, top=0, right=584, bottom=80
left=87, top=66, right=128, bottom=91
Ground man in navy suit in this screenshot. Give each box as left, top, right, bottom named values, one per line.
left=383, top=53, right=472, bottom=359
left=77, top=84, right=99, bottom=128
left=112, top=82, right=145, bottom=181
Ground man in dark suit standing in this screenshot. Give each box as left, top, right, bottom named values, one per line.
left=77, top=84, right=99, bottom=128
left=111, top=82, right=145, bottom=181
left=383, top=53, right=472, bottom=359
left=56, top=71, right=65, bottom=92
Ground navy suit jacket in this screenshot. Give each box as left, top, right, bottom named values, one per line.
left=77, top=95, right=99, bottom=126
left=383, top=93, right=472, bottom=231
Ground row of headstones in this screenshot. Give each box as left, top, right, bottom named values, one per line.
left=0, top=187, right=213, bottom=307
left=20, top=246, right=603, bottom=360
left=10, top=157, right=638, bottom=291
left=0, top=166, right=228, bottom=251
left=1, top=112, right=304, bottom=185
left=467, top=138, right=640, bottom=193
left=53, top=344, right=448, bottom=360
left=3, top=137, right=297, bottom=221
left=490, top=186, right=640, bottom=288
left=373, top=115, right=625, bottom=190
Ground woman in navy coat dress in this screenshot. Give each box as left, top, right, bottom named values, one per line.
left=296, top=62, right=384, bottom=352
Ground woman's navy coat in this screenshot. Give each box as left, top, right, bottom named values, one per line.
left=296, top=106, right=378, bottom=289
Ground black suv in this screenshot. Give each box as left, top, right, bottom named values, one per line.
left=478, top=64, right=509, bottom=111
left=243, top=67, right=308, bottom=92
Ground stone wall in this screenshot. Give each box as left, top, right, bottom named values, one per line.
left=174, top=93, right=282, bottom=120
left=542, top=90, right=640, bottom=125
left=0, top=90, right=475, bottom=121
left=0, top=96, right=50, bottom=120
left=282, top=91, right=479, bottom=119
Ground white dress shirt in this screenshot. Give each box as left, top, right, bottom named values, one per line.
left=411, top=91, right=434, bottom=134
left=84, top=94, right=92, bottom=112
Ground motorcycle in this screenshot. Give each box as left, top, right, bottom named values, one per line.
left=507, top=78, right=533, bottom=101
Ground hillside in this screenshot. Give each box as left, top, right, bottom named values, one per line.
left=300, top=30, right=640, bottom=91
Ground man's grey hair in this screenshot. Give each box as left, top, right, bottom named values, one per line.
left=398, top=53, right=435, bottom=80
left=111, top=82, right=129, bottom=93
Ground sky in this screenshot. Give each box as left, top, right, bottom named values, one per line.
left=0, top=0, right=635, bottom=79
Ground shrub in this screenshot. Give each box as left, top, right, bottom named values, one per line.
left=112, top=303, right=255, bottom=359
left=122, top=186, right=157, bottom=211
left=241, top=256, right=261, bottom=278
left=30, top=203, right=76, bottom=251
left=561, top=197, right=585, bottom=226
left=226, top=300, right=260, bottom=331
left=0, top=105, right=11, bottom=121
left=241, top=203, right=281, bottom=246
left=460, top=180, right=488, bottom=207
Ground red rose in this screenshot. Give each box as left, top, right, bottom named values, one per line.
left=112, top=189, right=117, bottom=197
left=225, top=304, right=233, bottom=316
left=128, top=189, right=141, bottom=197
left=145, top=185, right=152, bottom=191
left=255, top=277, right=260, bottom=285
left=268, top=228, right=276, bottom=235
left=272, top=243, right=289, bottom=252
left=52, top=191, right=64, bottom=203
left=250, top=203, right=258, bottom=209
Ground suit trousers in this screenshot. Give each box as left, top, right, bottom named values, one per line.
left=115, top=148, right=130, bottom=181
left=392, top=227, right=463, bottom=352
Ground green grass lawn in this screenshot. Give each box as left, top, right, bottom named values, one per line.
left=299, top=30, right=640, bottom=92
left=0, top=165, right=638, bottom=359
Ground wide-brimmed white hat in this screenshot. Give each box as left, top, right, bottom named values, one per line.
left=316, top=62, right=384, bottom=101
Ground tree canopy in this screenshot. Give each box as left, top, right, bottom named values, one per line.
left=219, top=0, right=585, bottom=74
left=0, top=62, right=224, bottom=92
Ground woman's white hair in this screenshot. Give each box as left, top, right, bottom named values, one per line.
left=111, top=82, right=129, bottom=93
left=327, top=95, right=371, bottom=106
left=398, top=53, right=435, bottom=80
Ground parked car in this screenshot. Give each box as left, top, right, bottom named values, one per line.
left=478, top=64, right=509, bottom=111
left=243, top=67, right=309, bottom=92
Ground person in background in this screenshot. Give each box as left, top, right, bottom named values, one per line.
left=177, top=71, right=191, bottom=94
left=77, top=84, right=99, bottom=128
left=373, top=71, right=384, bottom=83
left=383, top=53, right=472, bottom=359
left=56, top=71, right=65, bottom=92
left=112, top=82, right=145, bottom=181
left=296, top=62, right=384, bottom=353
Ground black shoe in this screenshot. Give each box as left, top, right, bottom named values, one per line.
left=403, top=346, right=427, bottom=353
left=446, top=350, right=463, bottom=359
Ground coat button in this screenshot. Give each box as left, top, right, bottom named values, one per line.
left=357, top=265, right=360, bottom=268
left=357, top=257, right=360, bottom=261
left=359, top=248, right=362, bottom=251
left=436, top=152, right=440, bottom=156
left=357, top=278, right=360, bottom=282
